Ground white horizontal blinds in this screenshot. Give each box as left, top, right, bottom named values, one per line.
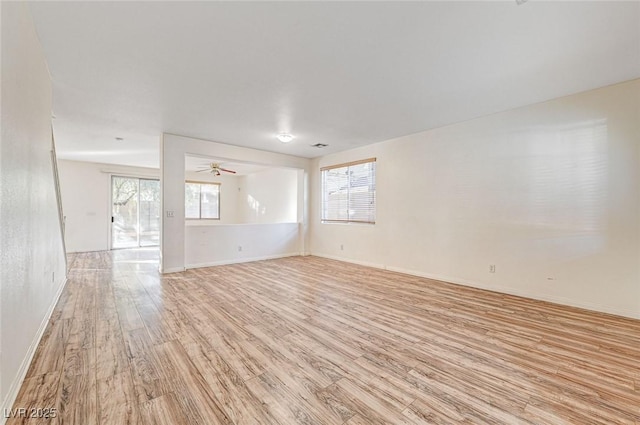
left=348, top=161, right=376, bottom=223
left=323, top=166, right=350, bottom=221
left=321, top=158, right=376, bottom=223
left=200, top=183, right=219, bottom=219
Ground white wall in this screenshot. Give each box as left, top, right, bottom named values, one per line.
left=311, top=79, right=640, bottom=319
left=239, top=167, right=298, bottom=224
left=60, top=159, right=298, bottom=255
left=161, top=133, right=310, bottom=273
left=184, top=168, right=300, bottom=267
left=0, top=2, right=68, bottom=417
left=185, top=223, right=301, bottom=268
left=57, top=159, right=159, bottom=252
left=186, top=167, right=299, bottom=225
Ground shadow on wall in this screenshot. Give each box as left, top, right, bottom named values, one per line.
left=247, top=194, right=266, bottom=217
left=242, top=167, right=299, bottom=223
left=518, top=118, right=608, bottom=261
left=441, top=118, right=609, bottom=263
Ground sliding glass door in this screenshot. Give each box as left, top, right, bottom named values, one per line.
left=139, top=179, right=161, bottom=246
left=111, top=176, right=160, bottom=249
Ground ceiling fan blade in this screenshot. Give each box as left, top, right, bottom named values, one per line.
left=219, top=168, right=237, bottom=174
left=195, top=169, right=209, bottom=172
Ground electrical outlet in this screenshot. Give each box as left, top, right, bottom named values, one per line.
left=489, top=265, right=496, bottom=273
left=166, top=210, right=175, bottom=218
left=340, top=244, right=344, bottom=251
left=238, top=245, right=242, bottom=252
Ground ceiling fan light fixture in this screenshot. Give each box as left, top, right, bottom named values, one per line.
left=195, top=162, right=237, bottom=175
left=277, top=133, right=294, bottom=143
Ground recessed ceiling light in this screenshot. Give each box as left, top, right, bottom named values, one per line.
left=115, top=137, right=124, bottom=141
left=277, top=133, right=294, bottom=143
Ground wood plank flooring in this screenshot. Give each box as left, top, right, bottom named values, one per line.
left=7, top=249, right=640, bottom=424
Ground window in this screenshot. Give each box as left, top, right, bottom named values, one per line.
left=185, top=181, right=220, bottom=219
left=321, top=158, right=376, bottom=224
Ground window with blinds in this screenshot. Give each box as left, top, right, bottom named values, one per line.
left=185, top=181, right=220, bottom=219
left=321, top=158, right=376, bottom=224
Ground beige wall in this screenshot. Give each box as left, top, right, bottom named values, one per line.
left=0, top=2, right=67, bottom=416
left=310, top=79, right=640, bottom=319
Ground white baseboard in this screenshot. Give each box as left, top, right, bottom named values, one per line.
left=1, top=277, right=68, bottom=425
left=384, top=265, right=640, bottom=320
left=311, top=253, right=640, bottom=320
left=161, top=266, right=186, bottom=274
left=185, top=252, right=301, bottom=269
left=311, top=253, right=386, bottom=270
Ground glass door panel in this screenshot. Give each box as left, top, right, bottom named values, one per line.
left=139, top=179, right=160, bottom=247
left=112, top=176, right=140, bottom=249
left=111, top=176, right=160, bottom=249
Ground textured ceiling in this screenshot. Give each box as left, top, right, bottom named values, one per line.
left=29, top=1, right=640, bottom=168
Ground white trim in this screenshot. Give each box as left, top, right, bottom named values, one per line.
left=185, top=252, right=301, bottom=269
left=161, top=266, right=186, bottom=274
left=184, top=221, right=300, bottom=227
left=0, top=277, right=68, bottom=425
left=311, top=253, right=640, bottom=320
left=100, top=169, right=159, bottom=179
left=108, top=174, right=114, bottom=250
left=311, top=253, right=386, bottom=270
left=385, top=265, right=640, bottom=320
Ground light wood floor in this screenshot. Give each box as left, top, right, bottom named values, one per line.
left=8, top=249, right=640, bottom=425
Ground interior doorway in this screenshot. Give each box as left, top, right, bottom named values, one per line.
left=111, top=176, right=160, bottom=249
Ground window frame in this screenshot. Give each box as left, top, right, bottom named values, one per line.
left=185, top=180, right=221, bottom=220
left=321, top=157, right=376, bottom=225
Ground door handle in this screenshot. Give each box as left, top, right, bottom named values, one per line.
left=111, top=216, right=114, bottom=223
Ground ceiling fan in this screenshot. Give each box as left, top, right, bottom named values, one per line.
left=196, top=162, right=237, bottom=176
